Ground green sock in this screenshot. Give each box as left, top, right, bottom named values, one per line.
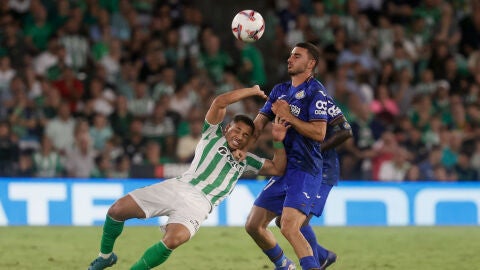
left=130, top=241, right=172, bottom=270
left=100, top=215, right=124, bottom=254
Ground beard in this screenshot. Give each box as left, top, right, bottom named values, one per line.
left=287, top=65, right=306, bottom=76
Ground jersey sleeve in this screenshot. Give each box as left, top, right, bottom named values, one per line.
left=244, top=152, right=265, bottom=174
left=202, top=119, right=223, bottom=139
left=308, top=88, right=329, bottom=122
left=326, top=96, right=344, bottom=124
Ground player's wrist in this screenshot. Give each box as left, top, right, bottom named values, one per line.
left=272, top=141, right=284, bottom=149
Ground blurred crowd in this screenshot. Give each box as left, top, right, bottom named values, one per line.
left=0, top=0, right=480, bottom=182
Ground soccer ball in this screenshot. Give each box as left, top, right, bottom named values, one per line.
left=231, top=10, right=265, bottom=43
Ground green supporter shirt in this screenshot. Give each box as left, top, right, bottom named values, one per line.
left=24, top=22, right=54, bottom=51
left=241, top=44, right=267, bottom=87
left=198, top=51, right=233, bottom=84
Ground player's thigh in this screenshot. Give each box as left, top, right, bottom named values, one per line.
left=284, top=170, right=319, bottom=215
left=253, top=177, right=286, bottom=216
left=310, top=184, right=334, bottom=217
left=108, top=194, right=146, bottom=220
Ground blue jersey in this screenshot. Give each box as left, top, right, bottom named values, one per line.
left=260, top=77, right=328, bottom=175
left=321, top=96, right=345, bottom=186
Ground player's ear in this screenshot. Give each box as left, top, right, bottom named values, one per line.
left=307, top=58, right=316, bottom=69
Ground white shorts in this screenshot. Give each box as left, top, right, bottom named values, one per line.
left=129, top=179, right=212, bottom=237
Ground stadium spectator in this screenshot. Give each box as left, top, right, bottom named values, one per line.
left=109, top=95, right=133, bottom=139
left=454, top=151, right=478, bottom=181
left=128, top=81, right=154, bottom=118
left=418, top=145, right=443, bottom=181
left=111, top=154, right=131, bottom=178
left=197, top=34, right=233, bottom=85
left=123, top=118, right=147, bottom=165
left=0, top=120, right=19, bottom=176
left=15, top=150, right=34, bottom=177
left=143, top=140, right=172, bottom=166
left=89, top=113, right=113, bottom=151
left=91, top=154, right=112, bottom=178
left=404, top=164, right=421, bottom=181
left=378, top=147, right=411, bottom=182
left=32, top=135, right=64, bottom=177
left=44, top=102, right=75, bottom=153
left=176, top=116, right=202, bottom=163
left=141, top=102, right=176, bottom=159
left=152, top=66, right=176, bottom=101
left=0, top=55, right=16, bottom=97
left=58, top=17, right=90, bottom=71
left=459, top=1, right=480, bottom=56
left=52, top=67, right=84, bottom=112
left=64, top=129, right=96, bottom=178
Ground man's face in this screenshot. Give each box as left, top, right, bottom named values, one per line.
left=287, top=47, right=312, bottom=76
left=224, top=121, right=253, bottom=150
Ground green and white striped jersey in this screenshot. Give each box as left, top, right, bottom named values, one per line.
left=177, top=120, right=265, bottom=207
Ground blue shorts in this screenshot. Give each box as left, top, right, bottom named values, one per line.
left=310, top=183, right=333, bottom=217
left=254, top=168, right=321, bottom=216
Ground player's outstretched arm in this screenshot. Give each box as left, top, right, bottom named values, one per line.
left=206, top=85, right=267, bottom=125
left=258, top=116, right=289, bottom=176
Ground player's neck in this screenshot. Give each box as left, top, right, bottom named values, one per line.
left=291, top=72, right=313, bottom=87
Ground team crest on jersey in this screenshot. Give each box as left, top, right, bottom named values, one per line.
left=295, top=90, right=305, bottom=99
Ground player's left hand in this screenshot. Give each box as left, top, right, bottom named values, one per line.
left=272, top=100, right=291, bottom=121
left=272, top=115, right=290, bottom=141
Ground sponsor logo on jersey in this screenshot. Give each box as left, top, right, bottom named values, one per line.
left=327, top=104, right=341, bottom=117
left=295, top=90, right=305, bottom=99
left=218, top=146, right=245, bottom=174
left=289, top=104, right=301, bottom=116
left=315, top=100, right=327, bottom=115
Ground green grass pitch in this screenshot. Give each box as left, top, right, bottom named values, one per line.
left=0, top=226, right=478, bottom=269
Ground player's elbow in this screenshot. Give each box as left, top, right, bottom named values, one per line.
left=313, top=132, right=326, bottom=142
left=211, top=96, right=229, bottom=109
left=346, top=128, right=353, bottom=139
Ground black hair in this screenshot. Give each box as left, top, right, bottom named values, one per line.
left=232, top=114, right=255, bottom=135
left=295, top=42, right=321, bottom=68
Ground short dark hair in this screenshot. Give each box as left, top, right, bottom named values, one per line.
left=295, top=42, right=321, bottom=68
left=232, top=114, right=255, bottom=135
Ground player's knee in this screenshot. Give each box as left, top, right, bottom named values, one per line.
left=163, top=234, right=189, bottom=249
left=279, top=225, right=295, bottom=239
left=107, top=201, right=124, bottom=220
left=245, top=219, right=261, bottom=236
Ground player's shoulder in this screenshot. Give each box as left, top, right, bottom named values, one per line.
left=272, top=81, right=291, bottom=90
left=306, top=78, right=327, bottom=94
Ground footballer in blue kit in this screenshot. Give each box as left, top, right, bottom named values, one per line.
left=245, top=42, right=329, bottom=270
left=254, top=77, right=328, bottom=216
left=273, top=94, right=352, bottom=270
